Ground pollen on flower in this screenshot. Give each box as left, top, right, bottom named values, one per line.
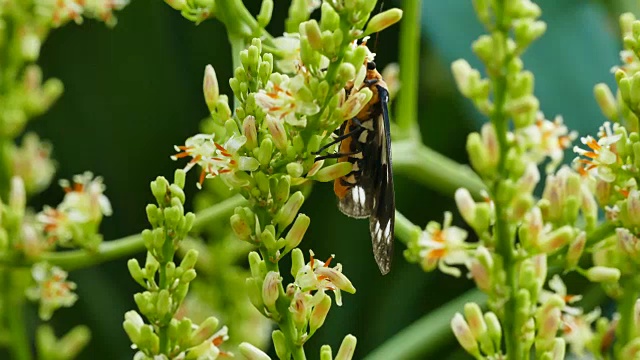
left=573, top=123, right=621, bottom=182
left=254, top=74, right=320, bottom=127
left=517, top=112, right=577, bottom=172
left=293, top=250, right=355, bottom=306
left=416, top=212, right=470, bottom=277
left=26, top=262, right=78, bottom=321
left=172, top=134, right=255, bottom=189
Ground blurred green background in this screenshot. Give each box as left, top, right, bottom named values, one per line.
left=12, top=0, right=636, bottom=358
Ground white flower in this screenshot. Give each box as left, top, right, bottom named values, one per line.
left=573, top=122, right=621, bottom=182
left=172, top=133, right=258, bottom=189
left=561, top=308, right=601, bottom=357
left=516, top=112, right=576, bottom=173
left=539, top=275, right=582, bottom=316
left=294, top=251, right=355, bottom=306
left=254, top=74, right=320, bottom=127
left=12, top=133, right=56, bottom=195
left=417, top=212, right=470, bottom=277
left=26, top=262, right=78, bottom=320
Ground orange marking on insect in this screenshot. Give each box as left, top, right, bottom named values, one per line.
left=333, top=179, right=350, bottom=199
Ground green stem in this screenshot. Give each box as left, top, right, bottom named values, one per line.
left=214, top=0, right=273, bottom=42
left=0, top=195, right=247, bottom=270
left=395, top=0, right=422, bottom=140
left=363, top=289, right=486, bottom=360
left=5, top=269, right=32, bottom=360
left=394, top=210, right=422, bottom=245
left=0, top=139, right=12, bottom=201
left=392, top=140, right=486, bottom=198
left=262, top=251, right=306, bottom=360
left=616, top=276, right=640, bottom=355
left=229, top=35, right=245, bottom=111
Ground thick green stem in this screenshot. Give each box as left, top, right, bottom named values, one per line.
left=215, top=0, right=273, bottom=42
left=5, top=269, right=31, bottom=360
left=262, top=251, right=306, bottom=360
left=0, top=139, right=11, bottom=200
left=229, top=35, right=245, bottom=111
left=394, top=210, right=422, bottom=245
left=616, top=276, right=640, bottom=355
left=395, top=0, right=422, bottom=140
left=392, top=141, right=486, bottom=198
left=0, top=194, right=247, bottom=270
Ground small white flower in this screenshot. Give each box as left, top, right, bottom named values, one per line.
left=255, top=74, right=320, bottom=127
left=172, top=133, right=258, bottom=189
left=573, top=122, right=621, bottom=182
left=417, top=212, right=470, bottom=277
left=539, top=275, right=582, bottom=316
left=26, top=262, right=78, bottom=320
left=561, top=308, right=601, bottom=357
left=516, top=112, right=576, bottom=173
left=294, top=251, right=355, bottom=306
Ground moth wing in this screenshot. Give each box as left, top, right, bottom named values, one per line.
left=368, top=85, right=395, bottom=275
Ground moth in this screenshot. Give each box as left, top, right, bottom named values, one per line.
left=317, top=61, right=395, bottom=275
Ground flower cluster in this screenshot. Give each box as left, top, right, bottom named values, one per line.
left=37, top=172, right=112, bottom=250
left=164, top=0, right=402, bottom=358
left=26, top=262, right=78, bottom=321
left=402, top=1, right=640, bottom=359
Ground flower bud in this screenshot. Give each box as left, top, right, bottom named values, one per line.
left=287, top=162, right=304, bottom=178
left=285, top=214, right=310, bottom=251
left=455, top=188, right=476, bottom=226
left=267, top=115, right=288, bottom=151
left=451, top=313, right=480, bottom=357
left=291, top=248, right=305, bottom=277
left=203, top=65, right=219, bottom=113
left=537, top=226, right=574, bottom=254
left=262, top=271, right=282, bottom=309
left=258, top=138, right=273, bottom=166
left=275, top=191, right=305, bottom=229
left=514, top=19, right=546, bottom=49
left=565, top=232, right=586, bottom=269
left=313, top=162, right=352, bottom=182
left=550, top=338, right=566, bottom=360
left=335, top=334, right=357, bottom=360
left=164, top=0, right=186, bottom=10
left=188, top=316, right=219, bottom=347
left=56, top=325, right=91, bottom=359
left=594, top=83, right=618, bottom=121
left=320, top=2, right=340, bottom=31
left=310, top=293, right=332, bottom=334
left=303, top=20, right=323, bottom=50
left=21, top=32, right=40, bottom=61
left=246, top=278, right=266, bottom=314
left=239, top=342, right=271, bottom=360
left=315, top=266, right=356, bottom=294
left=464, top=302, right=487, bottom=340
left=320, top=345, right=332, bottom=360
left=257, top=0, right=273, bottom=27
left=272, top=330, right=290, bottom=360
left=586, top=266, right=621, bottom=282
left=127, top=259, right=146, bottom=286
left=484, top=312, right=502, bottom=349
left=248, top=251, right=265, bottom=278
left=274, top=176, right=291, bottom=205
left=243, top=116, right=258, bottom=150
left=364, top=8, right=403, bottom=36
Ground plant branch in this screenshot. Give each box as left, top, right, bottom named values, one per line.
left=395, top=0, right=421, bottom=140
left=0, top=194, right=247, bottom=270
left=392, top=140, right=486, bottom=198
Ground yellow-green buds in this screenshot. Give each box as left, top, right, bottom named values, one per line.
left=312, top=162, right=352, bottom=182
left=257, top=0, right=274, bottom=27
left=36, top=324, right=91, bottom=360
left=239, top=342, right=271, bottom=360
left=565, top=232, right=586, bottom=270
left=309, top=293, right=332, bottom=335
left=594, top=83, right=618, bottom=121
left=203, top=64, right=219, bottom=113
left=275, top=191, right=305, bottom=229
left=335, top=334, right=357, bottom=360
left=303, top=20, right=323, bottom=51
left=272, top=330, right=290, bottom=360
left=284, top=214, right=310, bottom=252
left=484, top=312, right=502, bottom=352
left=451, top=312, right=481, bottom=357
left=262, top=271, right=282, bottom=311
left=585, top=266, right=621, bottom=283
left=363, top=9, right=403, bottom=36
left=536, top=226, right=574, bottom=255
left=267, top=115, right=288, bottom=151
left=467, top=123, right=499, bottom=178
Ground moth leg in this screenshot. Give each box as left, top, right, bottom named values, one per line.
left=314, top=150, right=362, bottom=161
left=313, top=118, right=365, bottom=155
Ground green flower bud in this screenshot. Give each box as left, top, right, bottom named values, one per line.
left=246, top=278, right=266, bottom=314
left=231, top=213, right=253, bottom=241
left=594, top=83, right=618, bottom=121
left=156, top=289, right=171, bottom=318
left=150, top=176, right=170, bottom=206
left=312, top=162, right=353, bottom=182
left=285, top=214, right=310, bottom=251
left=188, top=316, right=219, bottom=347
left=310, top=293, right=332, bottom=334
left=181, top=269, right=197, bottom=283
left=275, top=191, right=305, bottom=229
left=257, top=0, right=273, bottom=27
left=514, top=19, right=546, bottom=49
left=320, top=345, right=332, bottom=360
left=267, top=115, right=288, bottom=151
left=128, top=259, right=146, bottom=287
left=537, top=225, right=574, bottom=255
left=451, top=313, right=480, bottom=357
left=203, top=65, right=219, bottom=113
left=272, top=330, right=290, bottom=360
left=364, top=8, right=403, bottom=36
left=249, top=251, right=265, bottom=279
left=484, top=312, right=502, bottom=350
left=283, top=162, right=302, bottom=178
left=349, top=46, right=368, bottom=70
left=565, top=232, right=585, bottom=270
left=243, top=116, right=258, bottom=150
left=320, top=2, right=340, bottom=31
left=123, top=311, right=144, bottom=344
left=239, top=342, right=271, bottom=360
left=291, top=248, right=305, bottom=277
left=335, top=334, right=357, bottom=360
left=274, top=176, right=291, bottom=205
left=140, top=323, right=160, bottom=353
left=260, top=228, right=277, bottom=250
left=179, top=249, right=198, bottom=271
left=463, top=302, right=487, bottom=341
left=586, top=266, right=621, bottom=282
left=262, top=271, right=282, bottom=309
left=258, top=138, right=273, bottom=166
left=304, top=20, right=323, bottom=50
left=165, top=0, right=186, bottom=10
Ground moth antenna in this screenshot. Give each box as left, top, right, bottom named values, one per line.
left=373, top=0, right=385, bottom=54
